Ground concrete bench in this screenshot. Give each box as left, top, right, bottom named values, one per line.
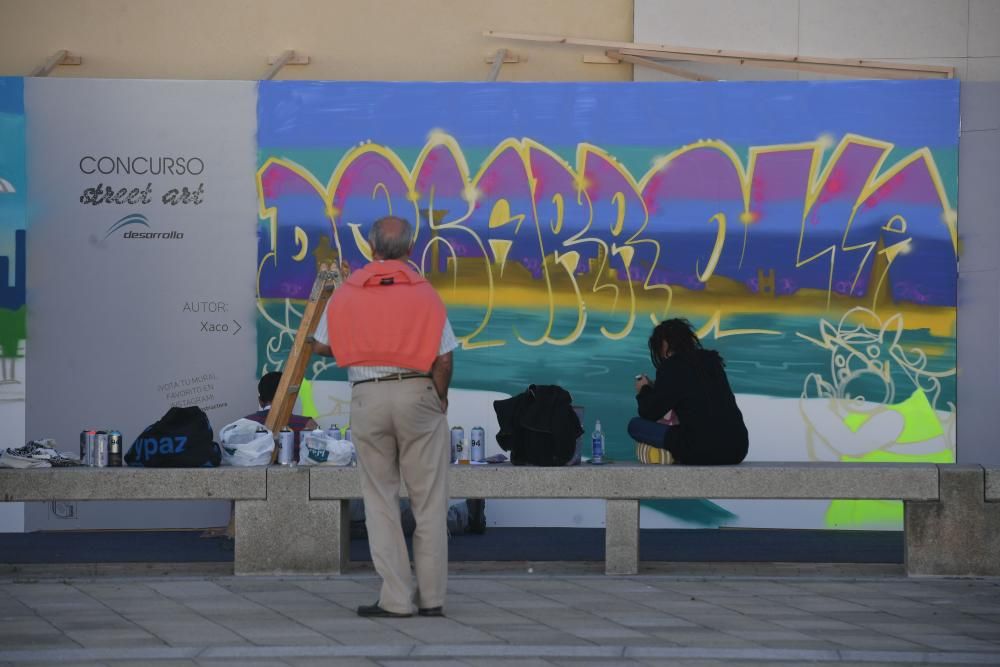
left=307, top=461, right=1000, bottom=577
left=3, top=463, right=998, bottom=577
left=904, top=464, right=1000, bottom=576
left=0, top=467, right=269, bottom=574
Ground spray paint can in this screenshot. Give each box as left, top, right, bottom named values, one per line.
left=278, top=427, right=295, bottom=465
left=326, top=423, right=340, bottom=440
left=80, top=430, right=95, bottom=466
left=108, top=431, right=123, bottom=467
left=343, top=426, right=351, bottom=443
left=94, top=431, right=109, bottom=467
left=470, top=426, right=485, bottom=462
left=450, top=426, right=464, bottom=464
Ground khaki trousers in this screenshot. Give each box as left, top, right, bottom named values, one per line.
left=350, top=376, right=450, bottom=614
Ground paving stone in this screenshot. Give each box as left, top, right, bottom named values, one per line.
left=322, top=628, right=420, bottom=645
left=647, top=629, right=760, bottom=648
left=593, top=611, right=698, bottom=629
left=392, top=618, right=498, bottom=644
left=127, top=616, right=249, bottom=647
left=215, top=619, right=336, bottom=646
left=463, top=659, right=558, bottom=667
left=821, top=632, right=928, bottom=651
left=196, top=660, right=293, bottom=667
left=63, top=627, right=165, bottom=648
left=282, top=659, right=381, bottom=667
left=4, top=572, right=1000, bottom=666
left=771, top=617, right=861, bottom=631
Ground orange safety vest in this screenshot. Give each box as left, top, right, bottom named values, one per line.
left=327, top=260, right=447, bottom=373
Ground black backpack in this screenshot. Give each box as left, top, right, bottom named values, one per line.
left=493, top=384, right=583, bottom=466
left=125, top=406, right=222, bottom=467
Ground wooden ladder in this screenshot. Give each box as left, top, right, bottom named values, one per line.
left=265, top=268, right=342, bottom=463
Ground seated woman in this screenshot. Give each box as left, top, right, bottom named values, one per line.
left=629, top=318, right=749, bottom=465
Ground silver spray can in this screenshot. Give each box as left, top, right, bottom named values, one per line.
left=94, top=431, right=109, bottom=467
left=326, top=423, right=340, bottom=440
left=450, top=426, right=464, bottom=464
left=470, top=426, right=485, bottom=462
left=343, top=426, right=351, bottom=443
left=278, top=427, right=295, bottom=465
left=80, top=430, right=94, bottom=466
left=84, top=431, right=97, bottom=466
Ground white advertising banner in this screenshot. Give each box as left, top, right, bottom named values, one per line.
left=25, top=79, right=258, bottom=530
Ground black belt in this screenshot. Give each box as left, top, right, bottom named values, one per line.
left=352, top=372, right=431, bottom=386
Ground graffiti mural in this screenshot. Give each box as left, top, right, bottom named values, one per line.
left=256, top=81, right=958, bottom=528
left=0, top=78, right=26, bottom=438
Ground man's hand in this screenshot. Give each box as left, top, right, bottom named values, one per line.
left=430, top=351, right=453, bottom=412
left=634, top=374, right=651, bottom=394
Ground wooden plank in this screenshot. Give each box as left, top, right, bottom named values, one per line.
left=619, top=47, right=950, bottom=80
left=484, top=30, right=955, bottom=79
left=264, top=50, right=310, bottom=80
left=264, top=269, right=340, bottom=462
left=30, top=50, right=81, bottom=77
left=487, top=48, right=507, bottom=81
left=485, top=51, right=523, bottom=64
left=608, top=50, right=716, bottom=81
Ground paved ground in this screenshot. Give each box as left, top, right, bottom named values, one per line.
left=2, top=565, right=1000, bottom=666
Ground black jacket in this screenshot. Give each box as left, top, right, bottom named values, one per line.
left=494, top=385, right=583, bottom=466
left=636, top=349, right=748, bottom=464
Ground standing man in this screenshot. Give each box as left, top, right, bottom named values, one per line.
left=313, top=216, right=455, bottom=619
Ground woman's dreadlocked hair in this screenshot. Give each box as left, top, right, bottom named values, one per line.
left=648, top=318, right=703, bottom=370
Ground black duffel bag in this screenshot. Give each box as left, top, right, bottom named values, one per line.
left=493, top=384, right=583, bottom=466
left=125, top=406, right=222, bottom=467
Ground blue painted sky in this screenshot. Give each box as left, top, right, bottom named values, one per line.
left=258, top=80, right=960, bottom=151
left=0, top=77, right=25, bottom=286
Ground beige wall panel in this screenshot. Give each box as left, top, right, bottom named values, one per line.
left=970, top=0, right=1000, bottom=57
left=799, top=0, right=969, bottom=59
left=968, top=57, right=1000, bottom=81
left=632, top=0, right=798, bottom=53
left=0, top=0, right=633, bottom=81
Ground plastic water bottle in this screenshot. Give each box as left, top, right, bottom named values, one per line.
left=591, top=420, right=605, bottom=464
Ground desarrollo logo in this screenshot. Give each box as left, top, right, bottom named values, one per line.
left=104, top=213, right=184, bottom=240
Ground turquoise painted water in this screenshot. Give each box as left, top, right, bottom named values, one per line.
left=258, top=304, right=956, bottom=463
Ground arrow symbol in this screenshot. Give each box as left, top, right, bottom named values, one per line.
left=232, top=320, right=242, bottom=335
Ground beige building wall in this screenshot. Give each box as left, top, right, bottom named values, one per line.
left=0, top=0, right=633, bottom=81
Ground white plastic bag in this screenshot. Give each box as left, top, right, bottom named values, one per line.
left=219, top=418, right=274, bottom=466
left=299, top=429, right=355, bottom=466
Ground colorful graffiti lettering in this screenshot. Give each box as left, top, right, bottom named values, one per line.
left=257, top=132, right=955, bottom=346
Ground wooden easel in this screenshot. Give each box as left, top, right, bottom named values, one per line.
left=212, top=268, right=342, bottom=539
left=266, top=268, right=342, bottom=463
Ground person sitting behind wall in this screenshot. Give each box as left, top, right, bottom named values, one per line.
left=244, top=371, right=318, bottom=447
left=629, top=318, right=749, bottom=465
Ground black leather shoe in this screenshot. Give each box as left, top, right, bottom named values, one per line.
left=466, top=498, right=486, bottom=534
left=418, top=606, right=445, bottom=617
left=357, top=602, right=412, bottom=618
